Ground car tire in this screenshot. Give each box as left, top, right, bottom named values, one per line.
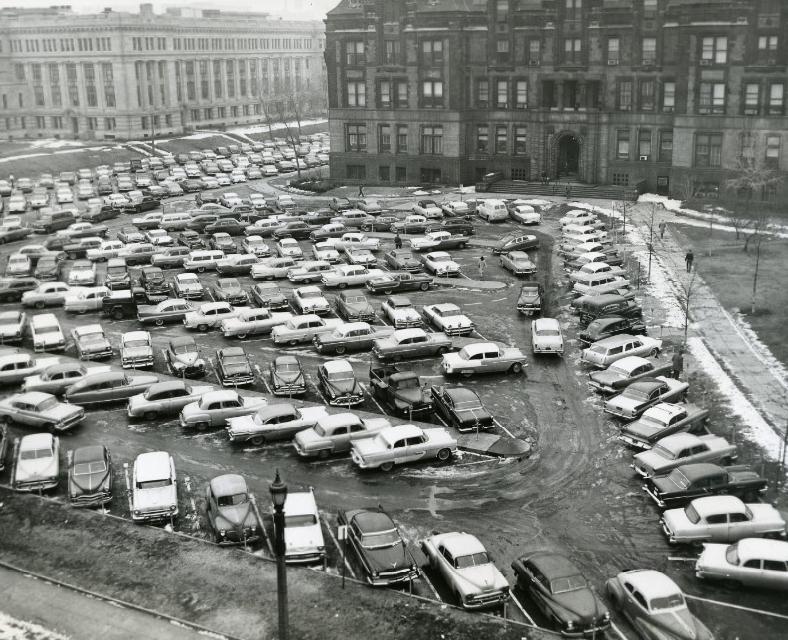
left=318, top=449, right=330, bottom=460
left=335, top=345, right=347, bottom=355
left=236, top=333, right=248, bottom=340
left=154, top=318, right=165, bottom=327
left=194, top=421, right=209, bottom=432
left=250, top=435, right=266, bottom=446
left=197, top=266, right=206, bottom=273
left=35, top=300, right=46, bottom=309
left=436, top=448, right=452, bottom=462
left=436, top=346, right=449, bottom=356
left=197, top=324, right=209, bottom=332
left=68, top=251, right=78, bottom=260
left=509, top=362, right=524, bottom=374
left=379, top=461, right=394, bottom=472
left=338, top=282, right=347, bottom=289
left=111, top=308, right=124, bottom=321
left=383, top=289, right=393, bottom=296
left=650, top=348, right=660, bottom=357
left=143, top=411, right=158, bottom=421
left=0, top=415, right=12, bottom=426
left=419, top=282, right=430, bottom=291
left=288, top=339, right=299, bottom=347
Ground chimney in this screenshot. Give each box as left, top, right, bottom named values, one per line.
left=140, top=3, right=153, bottom=18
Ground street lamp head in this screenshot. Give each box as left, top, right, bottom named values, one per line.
left=270, top=469, right=287, bottom=508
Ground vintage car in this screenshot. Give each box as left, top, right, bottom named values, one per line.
left=64, top=370, right=158, bottom=406
left=62, top=286, right=109, bottom=314
left=6, top=253, right=32, bottom=277
left=286, top=260, right=333, bottom=284
left=13, top=432, right=60, bottom=492
left=559, top=209, right=598, bottom=227
left=316, top=359, right=365, bottom=407
left=365, top=271, right=434, bottom=295
left=131, top=451, right=178, bottom=523
left=513, top=551, right=610, bottom=635
left=330, top=210, right=376, bottom=229
left=226, top=403, right=328, bottom=445
left=516, top=282, right=543, bottom=316
left=408, top=231, right=468, bottom=253
left=566, top=250, right=624, bottom=272
left=492, top=232, right=540, bottom=255
left=22, top=362, right=110, bottom=395
left=620, top=404, right=710, bottom=451
left=372, top=328, right=453, bottom=362
left=183, top=301, right=248, bottom=332
left=221, top=308, right=292, bottom=339
left=420, top=251, right=461, bottom=277
left=275, top=237, right=304, bottom=260
left=369, top=365, right=432, bottom=416
left=71, top=324, right=113, bottom=360
left=205, top=474, right=260, bottom=545
left=578, top=316, right=647, bottom=347
left=351, top=423, right=457, bottom=471
left=695, top=538, right=788, bottom=591
left=179, top=389, right=266, bottom=431
left=381, top=296, right=422, bottom=329
left=250, top=283, right=290, bottom=310
left=1, top=277, right=45, bottom=304
left=250, top=257, right=299, bottom=280
left=280, top=489, right=326, bottom=564
left=0, top=352, right=61, bottom=386
left=292, top=285, right=331, bottom=316
left=531, top=318, right=564, bottom=355
left=22, top=282, right=77, bottom=308
left=0, top=224, right=32, bottom=244
left=644, top=463, right=768, bottom=509
left=214, top=254, right=259, bottom=276
left=160, top=337, right=205, bottom=379
left=294, top=412, right=390, bottom=458
left=441, top=342, right=527, bottom=376
left=338, top=508, right=419, bottom=586
left=314, top=322, right=392, bottom=355
left=440, top=201, right=472, bottom=218
left=0, top=310, right=26, bottom=343
left=421, top=303, right=473, bottom=337
left=241, top=235, right=271, bottom=257
left=172, top=273, right=205, bottom=300
left=127, top=380, right=214, bottom=420
left=422, top=532, right=509, bottom=610
left=391, top=215, right=430, bottom=235
left=28, top=313, right=65, bottom=352
left=384, top=249, right=422, bottom=273
left=412, top=199, right=443, bottom=219
left=499, top=251, right=537, bottom=277
left=216, top=347, right=254, bottom=387
left=208, top=232, right=237, bottom=254
left=431, top=385, right=493, bottom=432
left=59, top=221, right=109, bottom=239
left=570, top=261, right=627, bottom=283
left=311, top=241, right=341, bottom=264
left=581, top=334, right=662, bottom=368
left=273, top=221, right=317, bottom=241
left=211, top=278, right=248, bottom=305
left=604, top=377, right=689, bottom=420
left=271, top=314, right=343, bottom=346
left=0, top=391, right=84, bottom=432
left=68, top=444, right=112, bottom=507
left=309, top=223, right=348, bottom=242
left=322, top=265, right=387, bottom=289
left=661, top=495, right=786, bottom=545
left=632, top=433, right=737, bottom=478
left=606, top=570, right=712, bottom=640
left=360, top=215, right=399, bottom=233
left=269, top=355, right=306, bottom=397
left=588, top=356, right=672, bottom=395
left=344, top=247, right=377, bottom=267
left=117, top=330, right=153, bottom=369
left=334, top=291, right=376, bottom=322
left=137, top=298, right=195, bottom=326
left=509, top=204, right=542, bottom=225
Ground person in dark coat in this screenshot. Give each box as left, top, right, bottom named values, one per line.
left=394, top=233, right=402, bottom=249
left=672, top=347, right=684, bottom=379
left=659, top=221, right=666, bottom=238
left=685, top=250, right=694, bottom=272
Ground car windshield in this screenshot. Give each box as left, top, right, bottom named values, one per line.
left=453, top=399, right=482, bottom=411
left=174, top=343, right=196, bottom=354
left=431, top=255, right=450, bottom=263
left=224, top=355, right=248, bottom=367
left=327, top=371, right=354, bottom=382
left=649, top=593, right=685, bottom=611
left=137, top=478, right=172, bottom=489
left=652, top=443, right=677, bottom=460
left=684, top=504, right=701, bottom=524
left=397, top=377, right=419, bottom=389
left=125, top=339, right=149, bottom=348
left=666, top=469, right=691, bottom=490
left=74, top=460, right=107, bottom=475
left=217, top=492, right=248, bottom=507
left=20, top=447, right=54, bottom=460
left=550, top=574, right=587, bottom=594
left=301, top=291, right=321, bottom=299
left=589, top=344, right=609, bottom=354
left=35, top=396, right=60, bottom=411
left=538, top=329, right=561, bottom=337
left=346, top=296, right=366, bottom=304
left=285, top=514, right=317, bottom=527
left=361, top=529, right=401, bottom=549
left=38, top=324, right=60, bottom=334
left=455, top=552, right=489, bottom=569
left=623, top=388, right=650, bottom=400
left=725, top=543, right=739, bottom=565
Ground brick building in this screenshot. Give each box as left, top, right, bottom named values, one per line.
left=325, top=0, right=787, bottom=202
left=0, top=3, right=326, bottom=141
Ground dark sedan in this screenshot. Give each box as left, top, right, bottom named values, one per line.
left=177, top=230, right=205, bottom=250
left=250, top=283, right=289, bottom=310
left=273, top=221, right=317, bottom=240
left=137, top=298, right=195, bottom=326
left=366, top=271, right=433, bottom=295
left=64, top=371, right=158, bottom=406
left=211, top=278, right=248, bottom=305
left=360, top=216, right=400, bottom=232
left=216, top=347, right=254, bottom=387
left=383, top=249, right=422, bottom=273
left=430, top=219, right=475, bottom=236
left=204, top=219, right=247, bottom=236
left=430, top=385, right=494, bottom=432
left=578, top=316, right=647, bottom=347
left=68, top=444, right=112, bottom=507
left=268, top=355, right=306, bottom=396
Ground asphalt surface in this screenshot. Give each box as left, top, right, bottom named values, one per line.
left=0, top=173, right=786, bottom=640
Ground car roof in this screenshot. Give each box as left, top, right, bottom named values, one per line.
left=322, top=359, right=353, bottom=374
left=341, top=322, right=371, bottom=333
left=31, top=313, right=59, bottom=326
left=15, top=391, right=53, bottom=405
left=736, top=538, right=788, bottom=563
left=257, top=403, right=297, bottom=419
left=642, top=403, right=686, bottom=422
left=147, top=380, right=188, bottom=394
left=72, top=444, right=107, bottom=464
left=283, top=490, right=317, bottom=516
left=317, top=412, right=361, bottom=428
left=533, top=318, right=560, bottom=331
left=444, top=386, right=480, bottom=403
left=20, top=432, right=55, bottom=449
left=622, top=570, right=680, bottom=600
left=656, top=432, right=699, bottom=449
left=379, top=424, right=423, bottom=443
left=393, top=328, right=427, bottom=341
left=525, top=551, right=580, bottom=579
left=169, top=336, right=196, bottom=347
left=200, top=390, right=240, bottom=404
left=462, top=341, right=498, bottom=353
left=123, top=330, right=149, bottom=342
left=352, top=510, right=395, bottom=534
left=387, top=295, right=411, bottom=305
left=429, top=302, right=459, bottom=312
left=592, top=334, right=637, bottom=347
left=74, top=324, right=104, bottom=335
left=436, top=531, right=486, bottom=556
left=274, top=355, right=299, bottom=366
left=675, top=463, right=723, bottom=481
left=220, top=346, right=246, bottom=358
left=209, top=473, right=247, bottom=496
left=690, top=495, right=746, bottom=517
left=134, top=451, right=171, bottom=480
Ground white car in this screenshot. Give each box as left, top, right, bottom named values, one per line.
left=120, top=330, right=154, bottom=369
left=322, top=265, right=386, bottom=289
left=104, top=193, right=129, bottom=208
left=56, top=188, right=74, bottom=204
left=350, top=423, right=457, bottom=471
left=131, top=451, right=178, bottom=523
left=173, top=273, right=205, bottom=299
left=441, top=201, right=471, bottom=217
left=441, top=342, right=527, bottom=376
left=420, top=251, right=461, bottom=277
left=221, top=308, right=293, bottom=339
left=29, top=313, right=66, bottom=352
left=570, top=262, right=626, bottom=282
left=276, top=237, right=304, bottom=260
left=509, top=205, right=542, bottom=225
left=242, top=235, right=271, bottom=257
left=220, top=192, right=243, bottom=208
left=271, top=314, right=343, bottom=346
left=250, top=257, right=299, bottom=280
left=413, top=200, right=443, bottom=219
left=183, top=302, right=248, bottom=331
left=13, top=432, right=60, bottom=492
left=0, top=310, right=26, bottom=343
left=67, top=261, right=97, bottom=286
left=132, top=212, right=163, bottom=227
left=581, top=335, right=662, bottom=368
left=421, top=532, right=510, bottom=609
left=695, top=538, right=788, bottom=591
left=291, top=286, right=331, bottom=315
left=63, top=286, right=109, bottom=314
left=325, top=233, right=380, bottom=251
left=5, top=254, right=31, bottom=277
left=381, top=296, right=422, bottom=328
left=311, top=242, right=341, bottom=263
left=499, top=251, right=537, bottom=276
left=230, top=170, right=247, bottom=183
left=145, top=229, right=174, bottom=247
left=344, top=247, right=377, bottom=266
left=531, top=318, right=564, bottom=355
left=279, top=489, right=326, bottom=564
left=423, top=303, right=474, bottom=336
left=86, top=240, right=125, bottom=262
left=560, top=209, right=603, bottom=228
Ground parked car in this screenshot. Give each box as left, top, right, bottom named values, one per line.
left=334, top=291, right=376, bottom=323
left=292, top=285, right=331, bottom=315
left=581, top=334, right=662, bottom=368
left=604, top=377, right=689, bottom=420
left=183, top=301, right=247, bottom=332
left=441, top=342, right=527, bottom=376
left=500, top=251, right=537, bottom=277
left=420, top=251, right=461, bottom=277
left=431, top=385, right=493, bottom=432
left=179, top=390, right=266, bottom=431
left=68, top=444, right=112, bottom=507
left=578, top=316, right=647, bottom=347
left=315, top=359, right=364, bottom=406
left=365, top=271, right=433, bottom=295
left=0, top=391, right=84, bottom=432
left=322, top=265, right=386, bottom=289
left=269, top=355, right=306, bottom=397
left=423, top=303, right=474, bottom=336
left=164, top=336, right=207, bottom=378
left=226, top=403, right=328, bottom=446
left=120, top=331, right=154, bottom=369
left=28, top=312, right=65, bottom=352
left=172, top=273, right=205, bottom=300
left=589, top=357, right=675, bottom=397
left=350, top=423, right=457, bottom=471
left=369, top=365, right=432, bottom=417
left=137, top=298, right=195, bottom=326
left=695, top=538, right=788, bottom=591
left=64, top=370, right=158, bottom=406
left=492, top=233, right=539, bottom=255
left=0, top=310, right=26, bottom=343
left=22, top=362, right=110, bottom=396
left=22, top=282, right=76, bottom=309
left=211, top=278, right=249, bottom=305
left=384, top=249, right=422, bottom=272
left=250, top=257, right=299, bottom=280
left=381, top=296, right=422, bottom=329
left=279, top=489, right=326, bottom=564
left=204, top=474, right=260, bottom=545
left=531, top=318, right=564, bottom=356
left=13, top=432, right=60, bottom=492
left=215, top=347, right=254, bottom=387
left=271, top=315, right=343, bottom=346
left=131, top=451, right=178, bottom=523
left=71, top=324, right=113, bottom=360
left=509, top=205, right=542, bottom=225
left=294, top=412, right=390, bottom=458
left=127, top=380, right=214, bottom=420
left=314, top=322, right=392, bottom=356
left=632, top=433, right=737, bottom=478
left=372, top=328, right=453, bottom=362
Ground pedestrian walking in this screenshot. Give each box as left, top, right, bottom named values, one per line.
left=671, top=347, right=684, bottom=380
left=394, top=233, right=403, bottom=249
left=540, top=171, right=548, bottom=186
left=659, top=221, right=666, bottom=239
left=8, top=174, right=14, bottom=189
left=565, top=184, right=571, bottom=200
left=477, top=255, right=486, bottom=278
left=685, top=250, right=694, bottom=272
left=357, top=183, right=365, bottom=198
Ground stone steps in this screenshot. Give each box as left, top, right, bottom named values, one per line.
left=486, top=180, right=640, bottom=201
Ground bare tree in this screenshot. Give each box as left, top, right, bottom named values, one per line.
left=725, top=152, right=783, bottom=246
left=673, top=173, right=696, bottom=203
left=677, top=269, right=698, bottom=347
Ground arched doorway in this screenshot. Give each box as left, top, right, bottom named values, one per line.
left=557, top=133, right=580, bottom=179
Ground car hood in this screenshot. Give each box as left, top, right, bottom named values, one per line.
left=548, top=587, right=607, bottom=625
left=134, top=485, right=177, bottom=512
left=223, top=362, right=252, bottom=376
left=346, top=301, right=374, bottom=314
left=518, top=292, right=540, bottom=303
left=80, top=337, right=111, bottom=351
left=323, top=377, right=360, bottom=395
left=295, top=429, right=328, bottom=449
left=455, top=564, right=508, bottom=593
left=260, top=294, right=287, bottom=305
left=179, top=282, right=202, bottom=291
left=624, top=420, right=664, bottom=441
left=589, top=370, right=625, bottom=386
left=42, top=404, right=83, bottom=422
left=215, top=502, right=254, bottom=528
left=17, top=456, right=58, bottom=482
left=639, top=609, right=712, bottom=640
left=273, top=369, right=303, bottom=384
left=363, top=543, right=412, bottom=573
left=70, top=467, right=110, bottom=494
left=173, top=351, right=203, bottom=366
left=392, top=309, right=420, bottom=320
left=285, top=523, right=323, bottom=552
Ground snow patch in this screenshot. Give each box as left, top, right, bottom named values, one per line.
left=0, top=612, right=72, bottom=640
left=227, top=118, right=327, bottom=137
left=28, top=139, right=86, bottom=150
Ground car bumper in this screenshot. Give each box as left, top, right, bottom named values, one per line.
left=221, top=375, right=255, bottom=387
left=462, top=590, right=510, bottom=610
left=630, top=463, right=653, bottom=478
left=79, top=349, right=113, bottom=360
left=34, top=340, right=66, bottom=352
left=271, top=383, right=306, bottom=396
left=15, top=477, right=59, bottom=492
left=132, top=508, right=178, bottom=523
left=532, top=345, right=563, bottom=355
left=642, top=484, right=667, bottom=508
left=285, top=549, right=326, bottom=564
left=441, top=326, right=474, bottom=337
left=393, top=319, right=422, bottom=329
left=604, top=407, right=638, bottom=420
left=618, top=434, right=650, bottom=450
left=327, top=393, right=364, bottom=407
left=367, top=567, right=420, bottom=587
left=70, top=490, right=112, bottom=507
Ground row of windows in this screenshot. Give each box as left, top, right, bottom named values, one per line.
left=187, top=103, right=263, bottom=122
left=15, top=115, right=117, bottom=130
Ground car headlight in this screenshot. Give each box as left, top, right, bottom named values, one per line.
left=134, top=509, right=141, bottom=515
left=219, top=528, right=226, bottom=537
left=603, top=611, right=610, bottom=622
left=565, top=620, right=574, bottom=630
left=169, top=504, right=177, bottom=511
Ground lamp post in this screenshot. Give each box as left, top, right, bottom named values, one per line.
left=269, top=470, right=289, bottom=640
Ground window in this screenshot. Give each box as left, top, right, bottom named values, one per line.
left=420, top=168, right=442, bottom=184
left=662, top=81, right=675, bottom=111
left=347, top=165, right=366, bottom=180
left=739, top=131, right=755, bottom=162
left=607, top=37, right=620, bottom=64
left=379, top=124, right=391, bottom=153
left=378, top=80, right=391, bottom=107
left=347, top=81, right=366, bottom=107
left=421, top=40, right=443, bottom=66
left=743, top=83, right=760, bottom=114
left=34, top=86, right=45, bottom=107
left=496, top=39, right=510, bottom=64
left=758, top=35, right=778, bottom=54
left=514, top=126, right=527, bottom=155
left=422, top=80, right=443, bottom=108
left=644, top=0, right=658, bottom=11
left=395, top=80, right=408, bottom=107
left=529, top=40, right=541, bottom=65
left=642, top=37, right=656, bottom=65
left=496, top=0, right=509, bottom=22
left=618, top=80, right=633, bottom=110
left=105, top=117, right=116, bottom=130
left=87, top=117, right=98, bottom=131
left=699, top=82, right=726, bottom=114
left=495, top=125, right=508, bottom=153
left=765, top=135, right=780, bottom=166
left=476, top=125, right=489, bottom=152
left=768, top=83, right=784, bottom=115
left=564, top=38, right=582, bottom=65
left=476, top=79, right=489, bottom=108
left=694, top=132, right=723, bottom=167
left=640, top=80, right=655, bottom=111
left=379, top=166, right=390, bottom=182
left=515, top=80, right=528, bottom=108
left=346, top=124, right=367, bottom=152
left=396, top=166, right=406, bottom=182
left=345, top=41, right=364, bottom=66
left=396, top=125, right=407, bottom=153
left=52, top=116, right=63, bottom=129
left=496, top=80, right=508, bottom=108
left=35, top=116, right=45, bottom=129
left=612, top=172, right=629, bottom=186
left=383, top=39, right=400, bottom=65
left=701, top=36, right=727, bottom=64
left=658, top=130, right=673, bottom=162
left=617, top=130, right=630, bottom=159
left=638, top=130, right=652, bottom=158
left=763, top=560, right=787, bottom=572
left=420, top=125, right=443, bottom=155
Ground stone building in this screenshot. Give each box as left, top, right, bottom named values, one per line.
left=325, top=0, right=787, bottom=202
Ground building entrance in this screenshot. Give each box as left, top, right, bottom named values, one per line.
left=557, top=134, right=580, bottom=178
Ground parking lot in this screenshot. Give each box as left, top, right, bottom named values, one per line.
left=0, top=145, right=786, bottom=640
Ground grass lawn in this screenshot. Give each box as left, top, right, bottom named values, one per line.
left=672, top=223, right=788, bottom=366
left=0, top=144, right=144, bottom=180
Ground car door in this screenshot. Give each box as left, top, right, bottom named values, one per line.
left=483, top=350, right=502, bottom=371
left=391, top=437, right=410, bottom=464
left=403, top=435, right=427, bottom=463
left=331, top=424, right=351, bottom=452
left=727, top=511, right=753, bottom=541
left=761, top=560, right=788, bottom=589
left=222, top=398, right=245, bottom=419
left=703, top=512, right=728, bottom=541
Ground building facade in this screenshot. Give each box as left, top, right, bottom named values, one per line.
left=325, top=0, right=787, bottom=201
left=0, top=3, right=326, bottom=140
